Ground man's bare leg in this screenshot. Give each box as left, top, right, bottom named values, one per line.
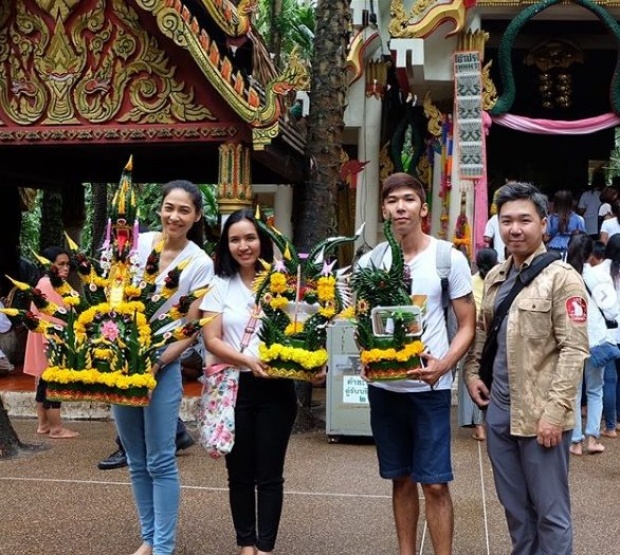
left=393, top=477, right=419, bottom=555
left=421, top=483, right=453, bottom=555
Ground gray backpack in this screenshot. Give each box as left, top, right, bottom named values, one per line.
left=369, top=239, right=458, bottom=351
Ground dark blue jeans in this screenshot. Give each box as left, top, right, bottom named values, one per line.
left=602, top=357, right=620, bottom=431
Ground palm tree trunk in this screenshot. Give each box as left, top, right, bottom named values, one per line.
left=292, top=0, right=351, bottom=432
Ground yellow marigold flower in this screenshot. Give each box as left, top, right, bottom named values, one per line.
left=284, top=322, right=304, bottom=336
left=319, top=306, right=336, bottom=319
left=269, top=272, right=288, bottom=294
left=63, top=296, right=81, bottom=306
left=317, top=276, right=336, bottom=302
left=338, top=306, right=355, bottom=320
left=269, top=295, right=288, bottom=311
left=124, top=285, right=142, bottom=298
left=259, top=343, right=328, bottom=369
left=360, top=340, right=424, bottom=365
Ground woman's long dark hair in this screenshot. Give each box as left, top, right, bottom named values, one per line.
left=214, top=209, right=274, bottom=277
left=605, top=233, right=620, bottom=284
left=566, top=233, right=593, bottom=275
left=552, top=190, right=573, bottom=234
left=162, top=180, right=204, bottom=247
left=475, top=248, right=498, bottom=279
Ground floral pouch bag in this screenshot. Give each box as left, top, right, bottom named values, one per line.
left=197, top=308, right=260, bottom=459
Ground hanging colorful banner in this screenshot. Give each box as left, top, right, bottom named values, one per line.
left=454, top=52, right=484, bottom=179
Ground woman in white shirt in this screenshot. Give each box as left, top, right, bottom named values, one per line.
left=114, top=181, right=214, bottom=555
left=599, top=199, right=620, bottom=244
left=566, top=235, right=619, bottom=454
left=201, top=209, right=297, bottom=555
left=600, top=234, right=620, bottom=438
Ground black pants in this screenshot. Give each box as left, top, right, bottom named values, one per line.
left=226, top=372, right=297, bottom=552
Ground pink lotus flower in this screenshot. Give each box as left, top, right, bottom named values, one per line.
left=101, top=320, right=120, bottom=342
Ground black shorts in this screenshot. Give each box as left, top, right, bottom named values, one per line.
left=35, top=378, right=61, bottom=409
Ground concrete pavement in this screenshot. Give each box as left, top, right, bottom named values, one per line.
left=2, top=411, right=619, bottom=555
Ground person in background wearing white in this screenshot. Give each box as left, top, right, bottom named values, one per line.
left=597, top=186, right=617, bottom=227
left=578, top=171, right=604, bottom=239
left=600, top=199, right=620, bottom=244
left=600, top=235, right=620, bottom=438
left=566, top=235, right=618, bottom=455
left=484, top=187, right=507, bottom=263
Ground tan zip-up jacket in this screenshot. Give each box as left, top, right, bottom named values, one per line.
left=464, top=244, right=589, bottom=436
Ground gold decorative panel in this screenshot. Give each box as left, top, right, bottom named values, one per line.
left=0, top=0, right=216, bottom=126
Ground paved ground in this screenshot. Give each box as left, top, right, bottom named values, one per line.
left=2, top=409, right=620, bottom=555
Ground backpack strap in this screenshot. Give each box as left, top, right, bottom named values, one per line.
left=435, top=240, right=453, bottom=316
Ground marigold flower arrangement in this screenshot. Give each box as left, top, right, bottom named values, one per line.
left=1, top=158, right=210, bottom=406
left=352, top=219, right=425, bottom=381
left=253, top=208, right=359, bottom=382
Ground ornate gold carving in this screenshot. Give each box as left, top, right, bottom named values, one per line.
left=417, top=154, right=431, bottom=188
left=389, top=0, right=469, bottom=39
left=379, top=142, right=395, bottom=185
left=0, top=124, right=238, bottom=143
left=252, top=123, right=280, bottom=150
left=365, top=61, right=390, bottom=99
left=457, top=29, right=490, bottom=60
left=34, top=0, right=81, bottom=22
left=218, top=142, right=253, bottom=211
left=423, top=91, right=442, bottom=137
left=200, top=0, right=257, bottom=37
left=482, top=60, right=498, bottom=111
left=0, top=0, right=215, bottom=127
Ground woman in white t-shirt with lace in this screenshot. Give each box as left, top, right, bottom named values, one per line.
left=201, top=209, right=297, bottom=555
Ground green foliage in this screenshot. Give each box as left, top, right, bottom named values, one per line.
left=19, top=190, right=42, bottom=259
left=256, top=0, right=315, bottom=64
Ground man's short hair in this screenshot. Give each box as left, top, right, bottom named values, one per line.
left=381, top=172, right=426, bottom=204
left=496, top=182, right=548, bottom=220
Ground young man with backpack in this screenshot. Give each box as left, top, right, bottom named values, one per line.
left=357, top=173, right=476, bottom=555
left=464, top=182, right=589, bottom=554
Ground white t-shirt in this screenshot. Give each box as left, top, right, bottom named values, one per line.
left=600, top=217, right=620, bottom=241
left=583, top=263, right=618, bottom=348
left=596, top=259, right=620, bottom=344
left=358, top=237, right=472, bottom=393
left=599, top=203, right=612, bottom=219
left=483, top=215, right=506, bottom=262
left=137, top=232, right=214, bottom=334
left=578, top=189, right=602, bottom=235
left=199, top=274, right=260, bottom=372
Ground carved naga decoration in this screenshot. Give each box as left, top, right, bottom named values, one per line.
left=389, top=0, right=474, bottom=39
left=200, top=0, right=258, bottom=37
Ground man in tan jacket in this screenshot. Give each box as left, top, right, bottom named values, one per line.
left=464, top=182, right=589, bottom=555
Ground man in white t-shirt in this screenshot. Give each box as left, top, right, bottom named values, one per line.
left=357, top=173, right=476, bottom=555
left=484, top=214, right=506, bottom=262
left=578, top=186, right=602, bottom=237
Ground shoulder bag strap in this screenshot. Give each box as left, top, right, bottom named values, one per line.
left=239, top=304, right=261, bottom=353
left=478, top=251, right=561, bottom=390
